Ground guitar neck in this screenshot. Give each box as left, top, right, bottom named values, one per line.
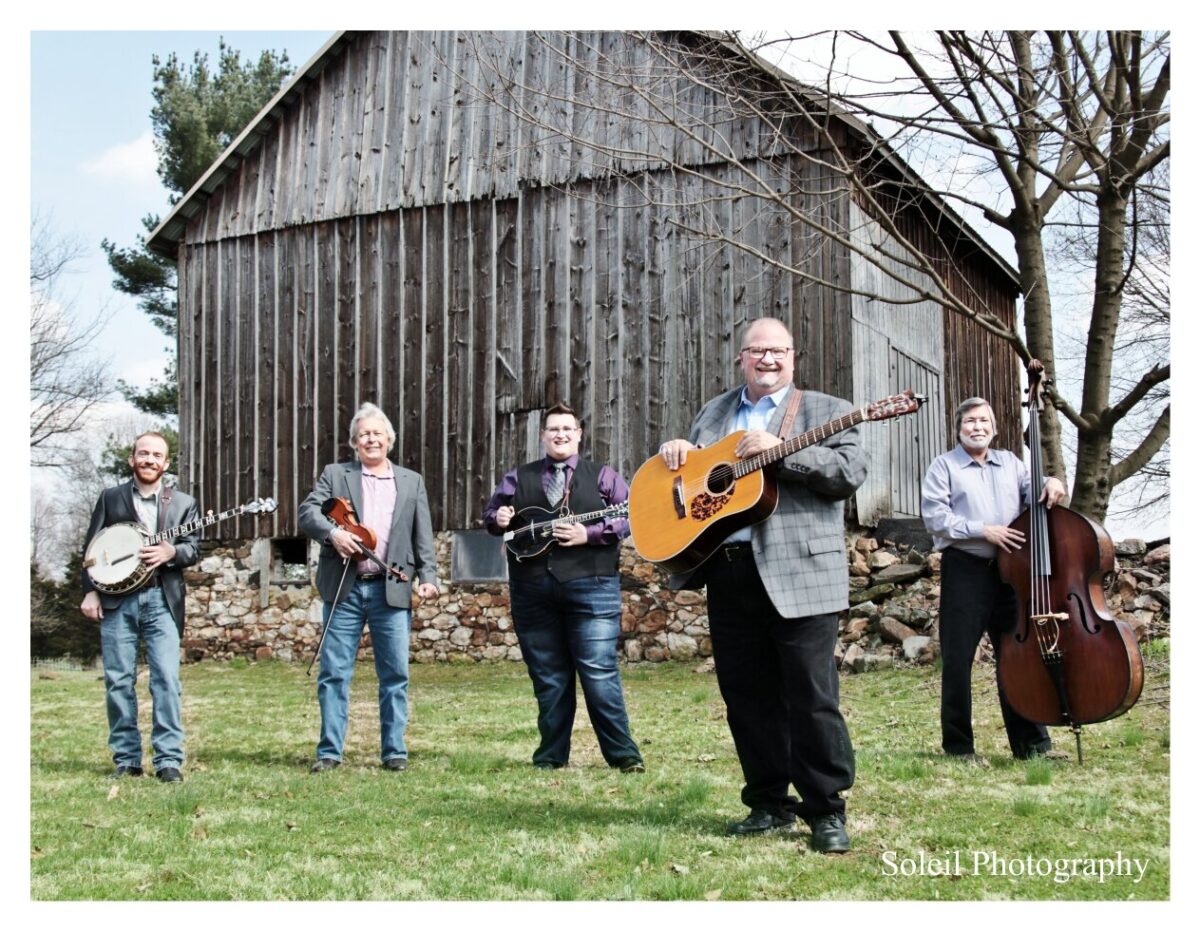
left=150, top=505, right=249, bottom=544
left=734, top=407, right=867, bottom=477
left=526, top=505, right=625, bottom=534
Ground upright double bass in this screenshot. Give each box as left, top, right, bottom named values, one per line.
left=996, top=361, right=1144, bottom=762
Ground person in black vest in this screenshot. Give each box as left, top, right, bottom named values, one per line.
left=484, top=402, right=643, bottom=772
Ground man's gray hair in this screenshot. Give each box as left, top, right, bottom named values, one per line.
left=348, top=402, right=396, bottom=458
left=953, top=397, right=996, bottom=435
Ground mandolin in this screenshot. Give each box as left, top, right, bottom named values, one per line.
left=84, top=496, right=277, bottom=595
left=628, top=391, right=925, bottom=573
left=503, top=502, right=630, bottom=561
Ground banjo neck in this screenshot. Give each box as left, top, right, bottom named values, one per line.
left=146, top=502, right=259, bottom=544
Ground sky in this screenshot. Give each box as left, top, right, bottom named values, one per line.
left=30, top=30, right=331, bottom=396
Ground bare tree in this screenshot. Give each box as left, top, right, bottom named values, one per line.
left=30, top=214, right=114, bottom=467
left=462, top=30, right=1168, bottom=523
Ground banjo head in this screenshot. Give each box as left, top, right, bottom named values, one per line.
left=85, top=523, right=152, bottom=593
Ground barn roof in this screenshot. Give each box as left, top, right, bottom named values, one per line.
left=146, top=29, right=1020, bottom=291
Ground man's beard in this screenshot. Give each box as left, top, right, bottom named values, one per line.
left=134, top=463, right=165, bottom=483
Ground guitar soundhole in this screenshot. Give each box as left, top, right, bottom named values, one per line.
left=706, top=464, right=735, bottom=495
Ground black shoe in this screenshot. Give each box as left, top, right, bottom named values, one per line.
left=948, top=751, right=991, bottom=768
left=533, top=761, right=565, bottom=770
left=725, top=809, right=797, bottom=836
left=807, top=812, right=851, bottom=854
left=617, top=758, right=645, bottom=774
left=310, top=758, right=341, bottom=774
left=382, top=757, right=408, bottom=772
left=109, top=765, right=144, bottom=779
left=155, top=767, right=183, bottom=784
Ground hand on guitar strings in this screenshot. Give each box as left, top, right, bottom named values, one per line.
left=138, top=541, right=177, bottom=569
left=552, top=522, right=588, bottom=547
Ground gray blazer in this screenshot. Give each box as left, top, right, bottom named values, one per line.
left=81, top=480, right=201, bottom=633
left=669, top=385, right=868, bottom=618
left=298, top=461, right=439, bottom=607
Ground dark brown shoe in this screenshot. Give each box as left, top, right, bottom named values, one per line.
left=155, top=767, right=183, bottom=784
left=382, top=757, right=408, bottom=771
left=310, top=758, right=341, bottom=774
left=109, top=765, right=144, bottom=779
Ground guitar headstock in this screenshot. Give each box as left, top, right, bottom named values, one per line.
left=245, top=497, right=279, bottom=514
left=866, top=390, right=927, bottom=421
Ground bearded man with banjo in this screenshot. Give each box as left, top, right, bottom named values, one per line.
left=79, top=431, right=200, bottom=783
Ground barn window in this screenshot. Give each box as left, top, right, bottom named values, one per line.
left=272, top=537, right=311, bottom=583
left=450, top=530, right=508, bottom=583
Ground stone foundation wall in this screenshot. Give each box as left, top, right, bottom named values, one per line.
left=181, top=531, right=1169, bottom=669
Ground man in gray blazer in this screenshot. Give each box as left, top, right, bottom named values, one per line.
left=299, top=402, right=440, bottom=773
left=80, top=431, right=200, bottom=783
left=659, top=318, right=867, bottom=853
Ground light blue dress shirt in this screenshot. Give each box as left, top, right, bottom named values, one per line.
left=725, top=384, right=792, bottom=544
left=921, top=444, right=1031, bottom=558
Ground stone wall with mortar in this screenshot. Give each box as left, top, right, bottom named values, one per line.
left=181, top=531, right=1169, bottom=668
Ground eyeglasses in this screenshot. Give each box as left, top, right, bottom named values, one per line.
left=544, top=426, right=580, bottom=435
left=740, top=346, right=793, bottom=360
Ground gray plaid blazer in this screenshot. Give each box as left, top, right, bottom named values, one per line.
left=668, top=385, right=868, bottom=618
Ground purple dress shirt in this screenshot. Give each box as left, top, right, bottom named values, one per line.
left=483, top=454, right=630, bottom=545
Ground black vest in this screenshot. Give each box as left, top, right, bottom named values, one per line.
left=507, top=458, right=620, bottom=583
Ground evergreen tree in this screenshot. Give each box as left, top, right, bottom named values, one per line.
left=104, top=39, right=293, bottom=417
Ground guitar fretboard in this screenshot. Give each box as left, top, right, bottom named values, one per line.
left=733, top=408, right=868, bottom=477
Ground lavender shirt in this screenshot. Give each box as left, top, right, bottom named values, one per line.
left=358, top=464, right=397, bottom=575
left=483, top=454, right=630, bottom=545
left=921, top=444, right=1031, bottom=559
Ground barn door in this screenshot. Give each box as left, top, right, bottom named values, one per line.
left=889, top=348, right=944, bottom=518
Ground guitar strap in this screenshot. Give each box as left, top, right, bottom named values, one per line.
left=158, top=485, right=173, bottom=537
left=777, top=387, right=804, bottom=439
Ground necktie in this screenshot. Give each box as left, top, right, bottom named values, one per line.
left=547, top=462, right=567, bottom=507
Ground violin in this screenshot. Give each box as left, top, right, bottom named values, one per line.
left=996, top=361, right=1144, bottom=762
left=320, top=496, right=410, bottom=583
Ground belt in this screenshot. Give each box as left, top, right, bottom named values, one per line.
left=719, top=543, right=755, bottom=561
left=356, top=573, right=385, bottom=583
left=145, top=576, right=164, bottom=588
left=944, top=547, right=997, bottom=569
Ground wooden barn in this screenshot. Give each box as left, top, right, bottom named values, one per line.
left=147, top=30, right=1022, bottom=549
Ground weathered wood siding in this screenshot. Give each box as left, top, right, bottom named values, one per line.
left=178, top=157, right=850, bottom=533
left=848, top=201, right=946, bottom=523
left=171, top=29, right=1017, bottom=536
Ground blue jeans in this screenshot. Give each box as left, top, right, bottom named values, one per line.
left=316, top=578, right=411, bottom=762
left=100, top=587, right=183, bottom=771
left=509, top=574, right=641, bottom=767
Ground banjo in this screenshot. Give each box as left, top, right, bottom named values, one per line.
left=84, top=496, right=278, bottom=595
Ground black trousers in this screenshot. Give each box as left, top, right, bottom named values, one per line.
left=939, top=546, right=1051, bottom=758
left=705, top=547, right=854, bottom=821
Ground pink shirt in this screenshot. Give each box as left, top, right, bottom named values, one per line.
left=358, top=465, right=397, bottom=575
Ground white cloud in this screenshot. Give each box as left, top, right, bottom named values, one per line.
left=80, top=130, right=158, bottom=186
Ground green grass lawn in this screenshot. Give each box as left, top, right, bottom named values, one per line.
left=30, top=642, right=1170, bottom=901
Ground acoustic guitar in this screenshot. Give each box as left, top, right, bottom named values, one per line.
left=84, top=496, right=277, bottom=595
left=628, top=391, right=925, bottom=573
left=503, top=502, right=630, bottom=561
